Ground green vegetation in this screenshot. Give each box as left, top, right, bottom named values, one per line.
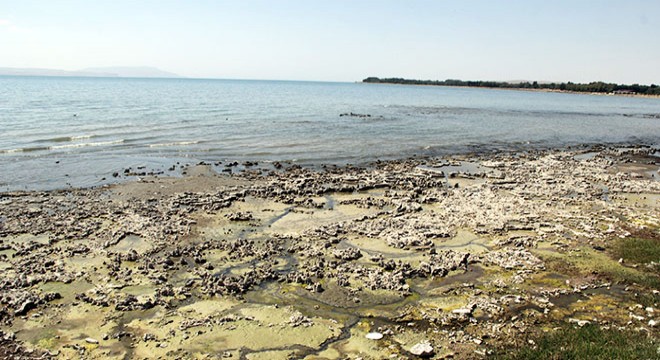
left=496, top=324, right=658, bottom=360
left=363, top=77, right=660, bottom=95
left=606, top=234, right=660, bottom=290
left=612, top=237, right=660, bottom=270
left=536, top=245, right=660, bottom=290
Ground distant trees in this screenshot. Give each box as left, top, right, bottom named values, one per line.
left=362, top=77, right=660, bottom=95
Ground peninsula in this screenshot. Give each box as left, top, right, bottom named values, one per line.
left=363, top=77, right=660, bottom=96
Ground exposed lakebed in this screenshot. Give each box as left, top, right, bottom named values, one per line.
left=0, top=146, right=659, bottom=359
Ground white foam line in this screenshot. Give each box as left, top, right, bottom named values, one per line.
left=0, top=148, right=24, bottom=154
left=49, top=139, right=124, bottom=150
left=70, top=134, right=95, bottom=141
left=149, top=141, right=199, bottom=148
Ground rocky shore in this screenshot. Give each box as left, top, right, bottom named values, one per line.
left=0, top=146, right=658, bottom=359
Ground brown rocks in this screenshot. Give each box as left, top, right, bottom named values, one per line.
left=481, top=249, right=544, bottom=270
left=225, top=211, right=253, bottom=221
left=418, top=250, right=470, bottom=277
left=332, top=247, right=362, bottom=261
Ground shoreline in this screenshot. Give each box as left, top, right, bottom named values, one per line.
left=2, top=142, right=658, bottom=194
left=1, top=144, right=659, bottom=358
left=362, top=81, right=660, bottom=99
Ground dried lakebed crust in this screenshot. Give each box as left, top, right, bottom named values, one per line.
left=0, top=146, right=659, bottom=359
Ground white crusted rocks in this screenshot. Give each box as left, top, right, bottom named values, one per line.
left=481, top=249, right=545, bottom=270
left=409, top=341, right=435, bottom=357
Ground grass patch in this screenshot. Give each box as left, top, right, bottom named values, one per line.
left=598, top=261, right=660, bottom=289
left=536, top=245, right=660, bottom=289
left=633, top=291, right=660, bottom=308
left=607, top=234, right=660, bottom=288
left=612, top=237, right=660, bottom=269
left=496, top=324, right=658, bottom=360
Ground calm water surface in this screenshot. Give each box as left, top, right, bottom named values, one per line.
left=1, top=76, right=659, bottom=191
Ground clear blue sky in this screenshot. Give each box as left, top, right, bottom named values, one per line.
left=1, top=0, right=659, bottom=83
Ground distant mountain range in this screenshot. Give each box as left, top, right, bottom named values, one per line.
left=0, top=66, right=181, bottom=78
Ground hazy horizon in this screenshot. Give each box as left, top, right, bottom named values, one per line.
left=2, top=1, right=659, bottom=84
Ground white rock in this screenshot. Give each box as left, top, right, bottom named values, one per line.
left=410, top=341, right=434, bottom=357
left=630, top=313, right=645, bottom=321
left=365, top=332, right=383, bottom=340
left=568, top=318, right=590, bottom=327
left=648, top=319, right=657, bottom=327
left=84, top=338, right=99, bottom=344
left=452, top=307, right=473, bottom=315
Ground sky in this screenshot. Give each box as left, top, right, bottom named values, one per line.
left=1, top=0, right=659, bottom=84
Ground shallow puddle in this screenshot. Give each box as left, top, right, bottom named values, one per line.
left=435, top=229, right=491, bottom=253
left=39, top=280, right=95, bottom=303
left=108, top=234, right=152, bottom=253
left=615, top=192, right=660, bottom=209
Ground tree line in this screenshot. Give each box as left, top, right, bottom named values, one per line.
left=362, top=77, right=660, bottom=95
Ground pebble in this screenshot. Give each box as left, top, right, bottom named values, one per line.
left=568, top=318, right=590, bottom=327
left=365, top=332, right=384, bottom=340
left=452, top=307, right=473, bottom=316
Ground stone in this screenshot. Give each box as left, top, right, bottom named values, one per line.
left=365, top=332, right=383, bottom=340
left=84, top=338, right=99, bottom=344
left=568, top=318, right=590, bottom=327
left=410, top=341, right=434, bottom=357
left=452, top=306, right=474, bottom=316
left=332, top=247, right=362, bottom=260
left=15, top=300, right=37, bottom=316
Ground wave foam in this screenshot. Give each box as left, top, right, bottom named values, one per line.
left=70, top=134, right=95, bottom=141
left=40, top=134, right=97, bottom=143
left=49, top=139, right=124, bottom=150
left=0, top=146, right=49, bottom=154
left=149, top=141, right=199, bottom=148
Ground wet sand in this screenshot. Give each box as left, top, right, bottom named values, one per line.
left=0, top=145, right=659, bottom=359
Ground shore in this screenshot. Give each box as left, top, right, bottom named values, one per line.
left=1, top=145, right=659, bottom=359
left=500, top=87, right=660, bottom=99
left=362, top=82, right=660, bottom=99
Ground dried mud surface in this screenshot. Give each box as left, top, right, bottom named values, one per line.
left=1, top=146, right=659, bottom=359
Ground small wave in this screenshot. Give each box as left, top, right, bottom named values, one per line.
left=0, top=148, right=24, bottom=154
left=0, top=146, right=50, bottom=154
left=49, top=139, right=124, bottom=150
left=37, top=134, right=97, bottom=143
left=622, top=113, right=660, bottom=119
left=70, top=134, right=96, bottom=140
left=149, top=141, right=200, bottom=148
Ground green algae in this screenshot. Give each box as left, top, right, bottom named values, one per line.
left=435, top=229, right=492, bottom=253
left=178, top=298, right=241, bottom=317
left=183, top=305, right=342, bottom=355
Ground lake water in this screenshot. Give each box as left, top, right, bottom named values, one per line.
left=1, top=76, right=659, bottom=191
